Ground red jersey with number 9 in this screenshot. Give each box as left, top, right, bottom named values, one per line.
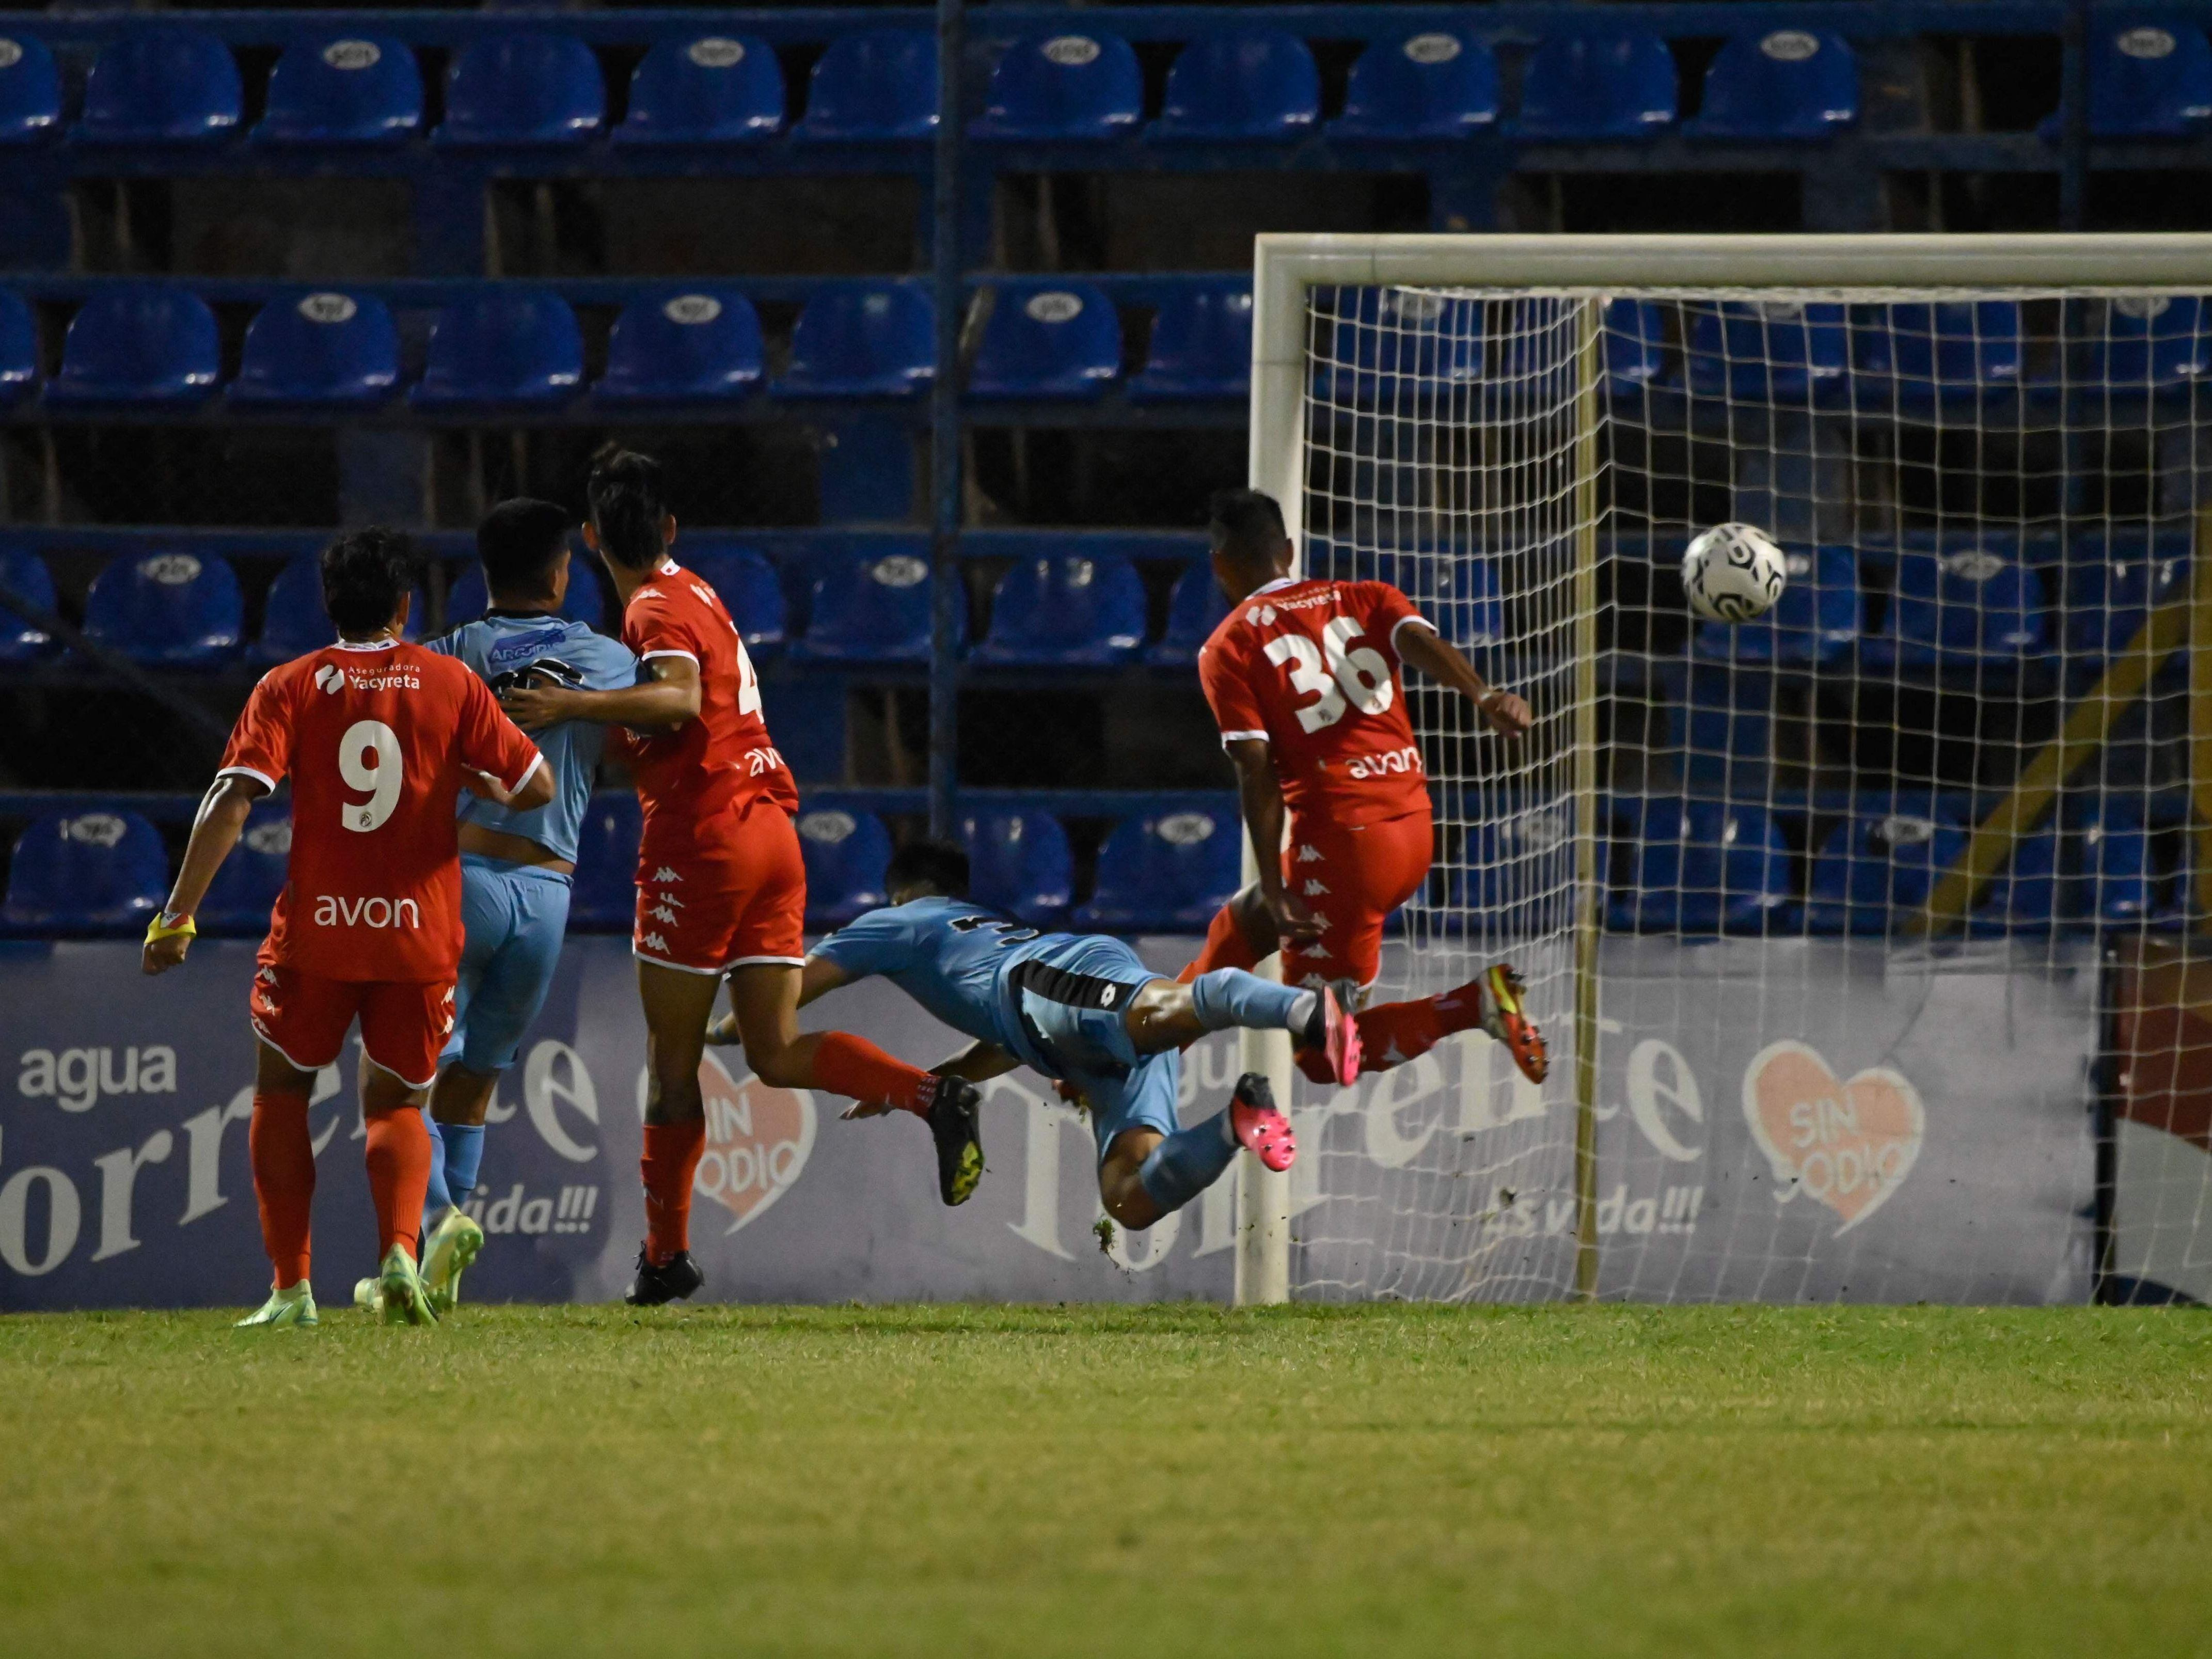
left=217, top=640, right=544, bottom=982
left=619, top=558, right=798, bottom=880
left=1197, top=576, right=1432, bottom=827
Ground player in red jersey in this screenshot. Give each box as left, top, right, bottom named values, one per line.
left=1185, top=489, right=1549, bottom=1087
left=499, top=449, right=983, bottom=1306
left=142, top=530, right=552, bottom=1328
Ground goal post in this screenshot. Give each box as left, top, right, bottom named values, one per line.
left=1238, top=231, right=2212, bottom=1308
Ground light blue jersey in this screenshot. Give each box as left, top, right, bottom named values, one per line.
left=813, top=897, right=1184, bottom=1160
left=427, top=612, right=636, bottom=864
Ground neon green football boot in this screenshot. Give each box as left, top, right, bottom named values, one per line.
left=376, top=1244, right=438, bottom=1327
left=419, top=1208, right=485, bottom=1317
left=235, top=1281, right=319, bottom=1329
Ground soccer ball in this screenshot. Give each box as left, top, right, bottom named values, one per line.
left=1681, top=523, right=1787, bottom=624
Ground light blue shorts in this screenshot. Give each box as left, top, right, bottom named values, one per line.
left=1012, top=935, right=1181, bottom=1164
left=445, top=855, right=572, bottom=1075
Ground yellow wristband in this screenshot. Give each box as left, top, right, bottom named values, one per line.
left=145, top=912, right=197, bottom=945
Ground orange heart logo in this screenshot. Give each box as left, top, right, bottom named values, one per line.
left=692, top=1050, right=817, bottom=1234
left=1741, top=1040, right=1924, bottom=1233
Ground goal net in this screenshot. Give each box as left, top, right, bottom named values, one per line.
left=1245, top=234, right=2212, bottom=1307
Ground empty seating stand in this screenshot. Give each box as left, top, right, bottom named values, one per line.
left=0, top=289, right=36, bottom=405
left=2089, top=295, right=2212, bottom=391
left=1607, top=798, right=1792, bottom=934
left=1129, top=282, right=1253, bottom=401
left=3, top=809, right=169, bottom=937
left=1153, top=30, right=1320, bottom=141
left=438, top=35, right=605, bottom=146
left=974, top=555, right=1148, bottom=667
left=1686, top=30, right=1857, bottom=140
left=1332, top=31, right=1498, bottom=139
left=446, top=561, right=604, bottom=631
left=789, top=545, right=946, bottom=665
left=255, top=37, right=422, bottom=145
left=49, top=288, right=221, bottom=408
left=794, top=807, right=891, bottom=928
left=84, top=550, right=244, bottom=669
left=0, top=544, right=56, bottom=662
left=1514, top=31, right=1677, bottom=140
left=687, top=548, right=787, bottom=652
left=197, top=800, right=291, bottom=935
left=257, top=552, right=429, bottom=661
left=795, top=29, right=937, bottom=140
left=972, top=31, right=1144, bottom=140
left=1685, top=301, right=1851, bottom=406
left=1147, top=565, right=1229, bottom=666
left=961, top=810, right=1073, bottom=921
left=778, top=287, right=935, bottom=398
left=598, top=291, right=765, bottom=405
left=0, top=32, right=61, bottom=143
left=617, top=36, right=783, bottom=144
left=80, top=29, right=241, bottom=145
left=2061, top=22, right=2212, bottom=138
left=1073, top=807, right=1241, bottom=933
left=970, top=283, right=1121, bottom=400
left=1805, top=798, right=1970, bottom=936
left=413, top=292, right=584, bottom=410
left=232, top=291, right=400, bottom=408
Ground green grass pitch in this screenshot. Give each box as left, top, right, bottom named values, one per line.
left=3, top=1303, right=2208, bottom=1656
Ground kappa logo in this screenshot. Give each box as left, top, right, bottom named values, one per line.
left=1296, top=845, right=1323, bottom=863
left=654, top=867, right=683, bottom=884
left=640, top=931, right=672, bottom=954
left=652, top=893, right=685, bottom=910
left=1303, top=879, right=1330, bottom=896
left=693, top=1049, right=816, bottom=1233
left=1742, top=1040, right=1925, bottom=1234
left=257, top=965, right=279, bottom=985
left=315, top=664, right=345, bottom=694
left=649, top=905, right=680, bottom=925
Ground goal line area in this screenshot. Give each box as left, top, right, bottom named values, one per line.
left=1239, top=233, right=2212, bottom=1308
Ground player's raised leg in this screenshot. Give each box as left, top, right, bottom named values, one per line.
left=1345, top=966, right=1549, bottom=1085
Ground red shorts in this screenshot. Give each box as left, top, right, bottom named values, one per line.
left=633, top=805, right=807, bottom=976
left=1277, top=809, right=1432, bottom=992
left=249, top=963, right=455, bottom=1089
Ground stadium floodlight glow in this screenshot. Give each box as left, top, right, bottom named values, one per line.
left=1240, top=232, right=2212, bottom=1308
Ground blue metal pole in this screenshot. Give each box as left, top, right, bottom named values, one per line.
left=927, top=0, right=966, bottom=838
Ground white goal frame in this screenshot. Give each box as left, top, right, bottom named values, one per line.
left=1236, top=231, right=2212, bottom=1307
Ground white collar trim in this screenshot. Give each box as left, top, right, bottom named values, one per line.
left=1252, top=576, right=1302, bottom=596
left=332, top=637, right=400, bottom=653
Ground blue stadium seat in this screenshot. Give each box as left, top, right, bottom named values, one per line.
left=1606, top=298, right=1673, bottom=394
left=0, top=289, right=36, bottom=406
left=1129, top=281, right=1252, bottom=402
left=1805, top=797, right=1970, bottom=936
left=1686, top=30, right=1856, bottom=140
left=1884, top=544, right=2045, bottom=668
left=2063, top=529, right=2189, bottom=659
left=687, top=549, right=786, bottom=654
left=256, top=552, right=428, bottom=663
left=974, top=555, right=1148, bottom=667
left=1075, top=807, right=1242, bottom=933
left=1146, top=564, right=1229, bottom=667
left=1361, top=551, right=1506, bottom=652
left=84, top=550, right=244, bottom=670
left=3, top=809, right=168, bottom=938
left=616, top=35, right=782, bottom=144
left=197, top=800, right=292, bottom=936
left=255, top=37, right=422, bottom=145
left=970, top=283, right=1121, bottom=400
left=794, top=807, right=891, bottom=929
left=1514, top=31, right=1677, bottom=140
left=2067, top=22, right=2212, bottom=137
left=1462, top=805, right=1575, bottom=939
left=789, top=545, right=951, bottom=664
left=794, top=29, right=937, bottom=140
left=1332, top=31, right=1499, bottom=139
left=570, top=794, right=642, bottom=930
left=446, top=559, right=603, bottom=632
left=1857, top=301, right=2028, bottom=405
left=972, top=31, right=1143, bottom=140
left=79, top=29, right=241, bottom=144
left=2071, top=798, right=2162, bottom=925
left=1970, top=829, right=2060, bottom=936
left=412, top=292, right=583, bottom=410
left=0, top=32, right=62, bottom=143
left=1316, top=287, right=1483, bottom=409
left=1152, top=30, right=1320, bottom=141
left=1695, top=544, right=1860, bottom=665
left=2088, top=295, right=2212, bottom=389
left=0, top=543, right=57, bottom=661
left=1685, top=301, right=1851, bottom=405
left=598, top=291, right=764, bottom=406
left=1606, top=797, right=1792, bottom=934
left=48, top=287, right=220, bottom=408
left=1668, top=665, right=1772, bottom=788
left=960, top=810, right=1073, bottom=921
left=777, top=286, right=934, bottom=398
left=232, top=291, right=399, bottom=408
left=438, top=35, right=605, bottom=147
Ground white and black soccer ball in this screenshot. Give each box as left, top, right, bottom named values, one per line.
left=1681, top=523, right=1787, bottom=624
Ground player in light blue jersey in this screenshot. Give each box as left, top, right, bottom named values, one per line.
left=357, top=499, right=636, bottom=1317
left=709, top=839, right=1366, bottom=1231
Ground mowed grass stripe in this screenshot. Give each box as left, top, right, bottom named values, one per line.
left=1, top=1305, right=2207, bottom=1658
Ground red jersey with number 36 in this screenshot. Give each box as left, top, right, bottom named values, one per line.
left=619, top=559, right=798, bottom=879
left=1197, top=577, right=1432, bottom=827
left=218, top=640, right=543, bottom=982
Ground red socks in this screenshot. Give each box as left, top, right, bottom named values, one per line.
left=810, top=1031, right=934, bottom=1116
left=1349, top=978, right=1491, bottom=1075
left=1178, top=902, right=1262, bottom=984
left=641, top=1118, right=706, bottom=1265
left=362, top=1104, right=433, bottom=1263
left=248, top=1089, right=316, bottom=1289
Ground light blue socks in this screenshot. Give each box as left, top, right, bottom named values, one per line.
left=1189, top=969, right=1317, bottom=1038
left=1135, top=1108, right=1239, bottom=1216
left=422, top=1117, right=486, bottom=1223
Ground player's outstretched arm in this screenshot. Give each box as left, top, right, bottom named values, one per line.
left=1394, top=621, right=1532, bottom=738
left=143, top=774, right=266, bottom=975
left=1226, top=738, right=1322, bottom=946
left=466, top=754, right=555, bottom=812
left=499, top=655, right=701, bottom=734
